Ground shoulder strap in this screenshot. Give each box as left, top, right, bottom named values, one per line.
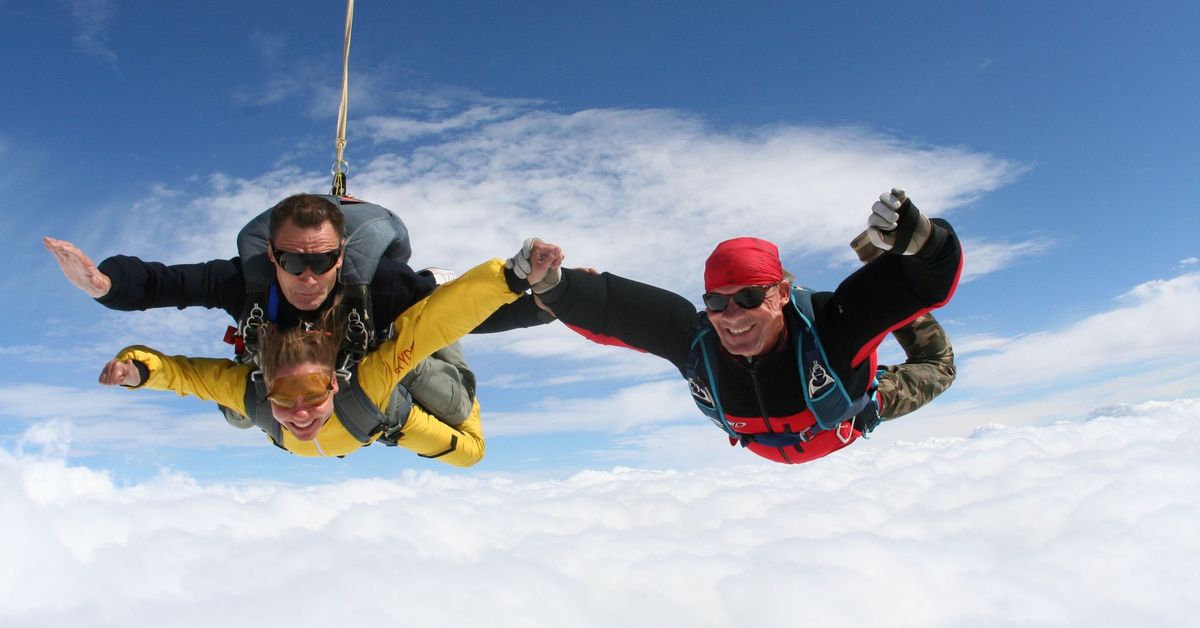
left=241, top=374, right=286, bottom=447
left=330, top=366, right=414, bottom=446
left=684, top=316, right=740, bottom=439
left=234, top=208, right=274, bottom=365
left=788, top=285, right=863, bottom=430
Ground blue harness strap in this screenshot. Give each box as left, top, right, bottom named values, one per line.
left=684, top=324, right=739, bottom=439
left=789, top=287, right=858, bottom=430
left=685, top=286, right=882, bottom=446
left=267, top=283, right=280, bottom=323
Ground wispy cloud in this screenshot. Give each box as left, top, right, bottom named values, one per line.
left=959, top=271, right=1200, bottom=391
left=487, top=380, right=696, bottom=436
left=0, top=383, right=258, bottom=454
left=864, top=270, right=1200, bottom=440
left=248, top=30, right=287, bottom=66
left=959, top=236, right=1055, bottom=282
left=67, top=0, right=118, bottom=69
left=359, top=101, right=542, bottom=143
left=1, top=398, right=1196, bottom=626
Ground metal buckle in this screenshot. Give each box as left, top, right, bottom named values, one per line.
left=836, top=419, right=854, bottom=444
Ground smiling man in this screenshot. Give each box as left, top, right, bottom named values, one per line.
left=537, top=189, right=962, bottom=465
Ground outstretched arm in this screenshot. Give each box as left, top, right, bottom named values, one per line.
left=368, top=239, right=564, bottom=389
left=46, top=236, right=245, bottom=317
left=536, top=267, right=699, bottom=369
left=819, top=189, right=963, bottom=375
left=101, top=346, right=253, bottom=415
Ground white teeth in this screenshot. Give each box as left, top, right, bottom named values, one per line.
left=726, top=326, right=752, bottom=335
left=293, top=419, right=315, bottom=429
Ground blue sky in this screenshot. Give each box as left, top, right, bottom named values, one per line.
left=2, top=1, right=1198, bottom=483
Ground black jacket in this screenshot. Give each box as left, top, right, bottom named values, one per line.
left=96, top=255, right=548, bottom=334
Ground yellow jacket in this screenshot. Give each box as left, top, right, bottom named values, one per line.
left=115, top=259, right=518, bottom=465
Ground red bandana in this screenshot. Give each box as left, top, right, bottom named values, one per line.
left=704, top=237, right=783, bottom=292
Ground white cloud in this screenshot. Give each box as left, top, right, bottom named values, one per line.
left=960, top=271, right=1200, bottom=391
left=67, top=0, right=117, bottom=69
left=1178, top=256, right=1197, bottom=267
left=359, top=101, right=542, bottom=143
left=0, top=398, right=1196, bottom=627
left=487, top=380, right=696, bottom=436
left=0, top=384, right=262, bottom=453
left=959, top=236, right=1054, bottom=282
left=462, top=323, right=678, bottom=388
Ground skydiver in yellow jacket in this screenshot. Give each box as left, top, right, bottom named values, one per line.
left=97, top=239, right=565, bottom=465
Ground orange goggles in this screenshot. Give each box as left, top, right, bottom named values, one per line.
left=266, top=372, right=334, bottom=408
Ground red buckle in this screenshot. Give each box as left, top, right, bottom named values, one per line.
left=222, top=326, right=246, bottom=354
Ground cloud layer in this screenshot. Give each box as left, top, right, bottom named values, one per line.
left=2, top=398, right=1196, bottom=627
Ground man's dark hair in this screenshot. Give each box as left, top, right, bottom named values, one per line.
left=269, top=194, right=346, bottom=239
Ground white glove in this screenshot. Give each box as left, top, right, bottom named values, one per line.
left=866, top=188, right=932, bottom=256
left=531, top=266, right=561, bottom=294
left=421, top=267, right=458, bottom=285
left=505, top=237, right=542, bottom=280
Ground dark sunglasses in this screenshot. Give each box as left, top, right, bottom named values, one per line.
left=702, top=284, right=776, bottom=312
left=272, top=247, right=342, bottom=276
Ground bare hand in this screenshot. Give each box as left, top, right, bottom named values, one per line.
left=525, top=241, right=564, bottom=287
left=44, top=236, right=112, bottom=298
left=99, top=358, right=142, bottom=387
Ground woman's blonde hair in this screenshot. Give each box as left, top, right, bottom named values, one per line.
left=258, top=306, right=344, bottom=383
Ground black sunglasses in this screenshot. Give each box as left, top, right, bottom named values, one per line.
left=702, top=284, right=776, bottom=312
left=272, top=247, right=342, bottom=276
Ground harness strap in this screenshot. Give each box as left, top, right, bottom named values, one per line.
left=244, top=376, right=286, bottom=447
left=790, top=287, right=856, bottom=430
left=686, top=326, right=740, bottom=439
left=330, top=367, right=412, bottom=446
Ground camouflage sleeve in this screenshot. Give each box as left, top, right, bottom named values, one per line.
left=874, top=313, right=956, bottom=420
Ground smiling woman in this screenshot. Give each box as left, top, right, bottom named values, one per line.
left=258, top=323, right=342, bottom=442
